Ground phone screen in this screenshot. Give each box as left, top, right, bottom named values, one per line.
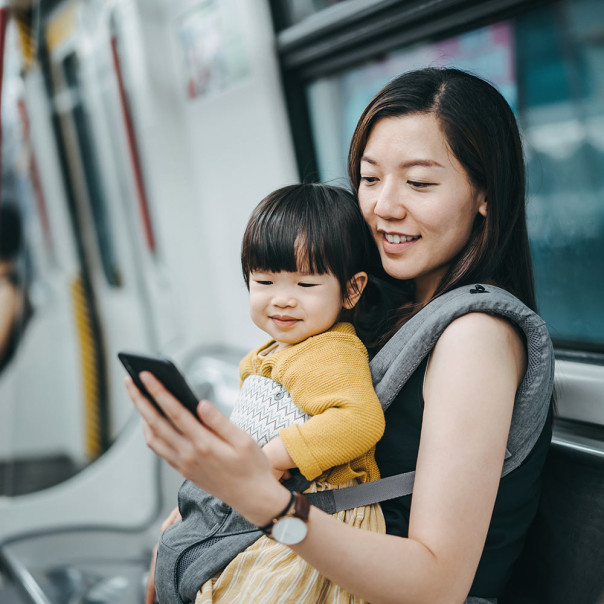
left=118, top=351, right=200, bottom=419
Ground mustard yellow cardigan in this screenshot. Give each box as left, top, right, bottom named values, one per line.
left=239, top=322, right=384, bottom=485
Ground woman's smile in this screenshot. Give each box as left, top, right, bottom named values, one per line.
left=380, top=230, right=422, bottom=254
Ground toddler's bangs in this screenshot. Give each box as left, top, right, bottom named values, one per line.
left=245, top=219, right=331, bottom=278
left=242, top=183, right=372, bottom=292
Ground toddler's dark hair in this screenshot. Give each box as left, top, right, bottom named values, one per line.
left=241, top=183, right=375, bottom=302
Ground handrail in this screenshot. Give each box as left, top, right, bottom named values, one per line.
left=551, top=434, right=604, bottom=460
left=0, top=547, right=52, bottom=604
left=552, top=421, right=604, bottom=460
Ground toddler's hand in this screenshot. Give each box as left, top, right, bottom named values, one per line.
left=271, top=467, right=285, bottom=481
left=262, top=437, right=296, bottom=482
left=161, top=506, right=181, bottom=531
left=270, top=466, right=293, bottom=482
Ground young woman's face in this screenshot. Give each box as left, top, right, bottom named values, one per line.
left=358, top=113, right=487, bottom=304
left=248, top=270, right=344, bottom=350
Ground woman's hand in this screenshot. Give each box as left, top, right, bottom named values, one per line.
left=125, top=372, right=291, bottom=526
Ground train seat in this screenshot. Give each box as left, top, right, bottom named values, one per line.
left=502, top=421, right=604, bottom=604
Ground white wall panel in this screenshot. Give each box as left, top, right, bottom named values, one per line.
left=130, top=0, right=298, bottom=355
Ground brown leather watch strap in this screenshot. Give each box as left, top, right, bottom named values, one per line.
left=292, top=492, right=310, bottom=522
left=259, top=491, right=310, bottom=536
left=259, top=491, right=296, bottom=535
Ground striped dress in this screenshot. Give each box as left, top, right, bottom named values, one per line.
left=195, top=479, right=384, bottom=604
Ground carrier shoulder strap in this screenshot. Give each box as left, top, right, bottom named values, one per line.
left=307, top=283, right=554, bottom=514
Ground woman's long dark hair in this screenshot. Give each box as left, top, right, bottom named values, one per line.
left=348, top=68, right=536, bottom=336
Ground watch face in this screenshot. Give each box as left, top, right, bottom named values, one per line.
left=272, top=517, right=308, bottom=545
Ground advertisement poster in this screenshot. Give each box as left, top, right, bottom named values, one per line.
left=177, top=0, right=250, bottom=100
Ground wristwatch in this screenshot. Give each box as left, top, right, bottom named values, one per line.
left=259, top=491, right=310, bottom=545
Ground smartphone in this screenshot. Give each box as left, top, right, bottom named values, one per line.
left=118, top=351, right=200, bottom=419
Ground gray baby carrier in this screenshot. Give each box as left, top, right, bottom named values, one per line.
left=154, top=284, right=554, bottom=603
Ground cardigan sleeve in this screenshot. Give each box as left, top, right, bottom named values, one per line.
left=277, top=329, right=385, bottom=481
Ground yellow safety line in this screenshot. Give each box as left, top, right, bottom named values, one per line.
left=45, top=1, right=77, bottom=53
left=71, top=274, right=103, bottom=460
left=12, top=9, right=37, bottom=71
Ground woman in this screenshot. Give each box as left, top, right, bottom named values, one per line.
left=127, top=68, right=553, bottom=603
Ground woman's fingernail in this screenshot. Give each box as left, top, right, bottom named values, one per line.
left=198, top=400, right=212, bottom=418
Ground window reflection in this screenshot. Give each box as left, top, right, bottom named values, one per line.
left=305, top=0, right=604, bottom=350
left=518, top=1, right=604, bottom=348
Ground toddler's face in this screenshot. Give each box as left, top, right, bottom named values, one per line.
left=248, top=270, right=344, bottom=350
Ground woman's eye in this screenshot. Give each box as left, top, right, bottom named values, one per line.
left=408, top=180, right=435, bottom=189
left=360, top=175, right=378, bottom=184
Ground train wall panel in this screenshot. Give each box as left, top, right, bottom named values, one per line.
left=129, top=0, right=298, bottom=355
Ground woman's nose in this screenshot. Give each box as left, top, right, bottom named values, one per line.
left=374, top=179, right=407, bottom=220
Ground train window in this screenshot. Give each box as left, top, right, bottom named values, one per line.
left=275, top=0, right=350, bottom=29
left=304, top=0, right=604, bottom=353
left=60, top=51, right=122, bottom=288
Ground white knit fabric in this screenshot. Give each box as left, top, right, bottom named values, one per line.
left=230, top=375, right=310, bottom=446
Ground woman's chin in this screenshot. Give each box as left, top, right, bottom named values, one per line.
left=379, top=259, right=416, bottom=281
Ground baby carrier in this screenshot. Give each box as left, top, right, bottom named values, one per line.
left=154, top=284, right=554, bottom=603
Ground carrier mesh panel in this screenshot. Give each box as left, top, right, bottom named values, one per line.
left=176, top=536, right=224, bottom=583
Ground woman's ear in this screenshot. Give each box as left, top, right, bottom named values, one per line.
left=343, top=271, right=368, bottom=309
left=477, top=193, right=487, bottom=217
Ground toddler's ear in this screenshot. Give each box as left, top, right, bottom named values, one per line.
left=343, top=272, right=368, bottom=309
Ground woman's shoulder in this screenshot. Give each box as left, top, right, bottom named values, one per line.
left=437, top=310, right=525, bottom=347
left=421, top=290, right=553, bottom=477
left=410, top=283, right=543, bottom=375
left=423, top=313, right=525, bottom=452
left=433, top=311, right=527, bottom=385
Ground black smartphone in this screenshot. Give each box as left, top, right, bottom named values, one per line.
left=118, top=351, right=200, bottom=419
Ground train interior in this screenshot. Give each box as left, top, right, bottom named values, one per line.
left=0, top=0, right=603, bottom=602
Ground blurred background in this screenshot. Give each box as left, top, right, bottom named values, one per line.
left=0, top=0, right=603, bottom=602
